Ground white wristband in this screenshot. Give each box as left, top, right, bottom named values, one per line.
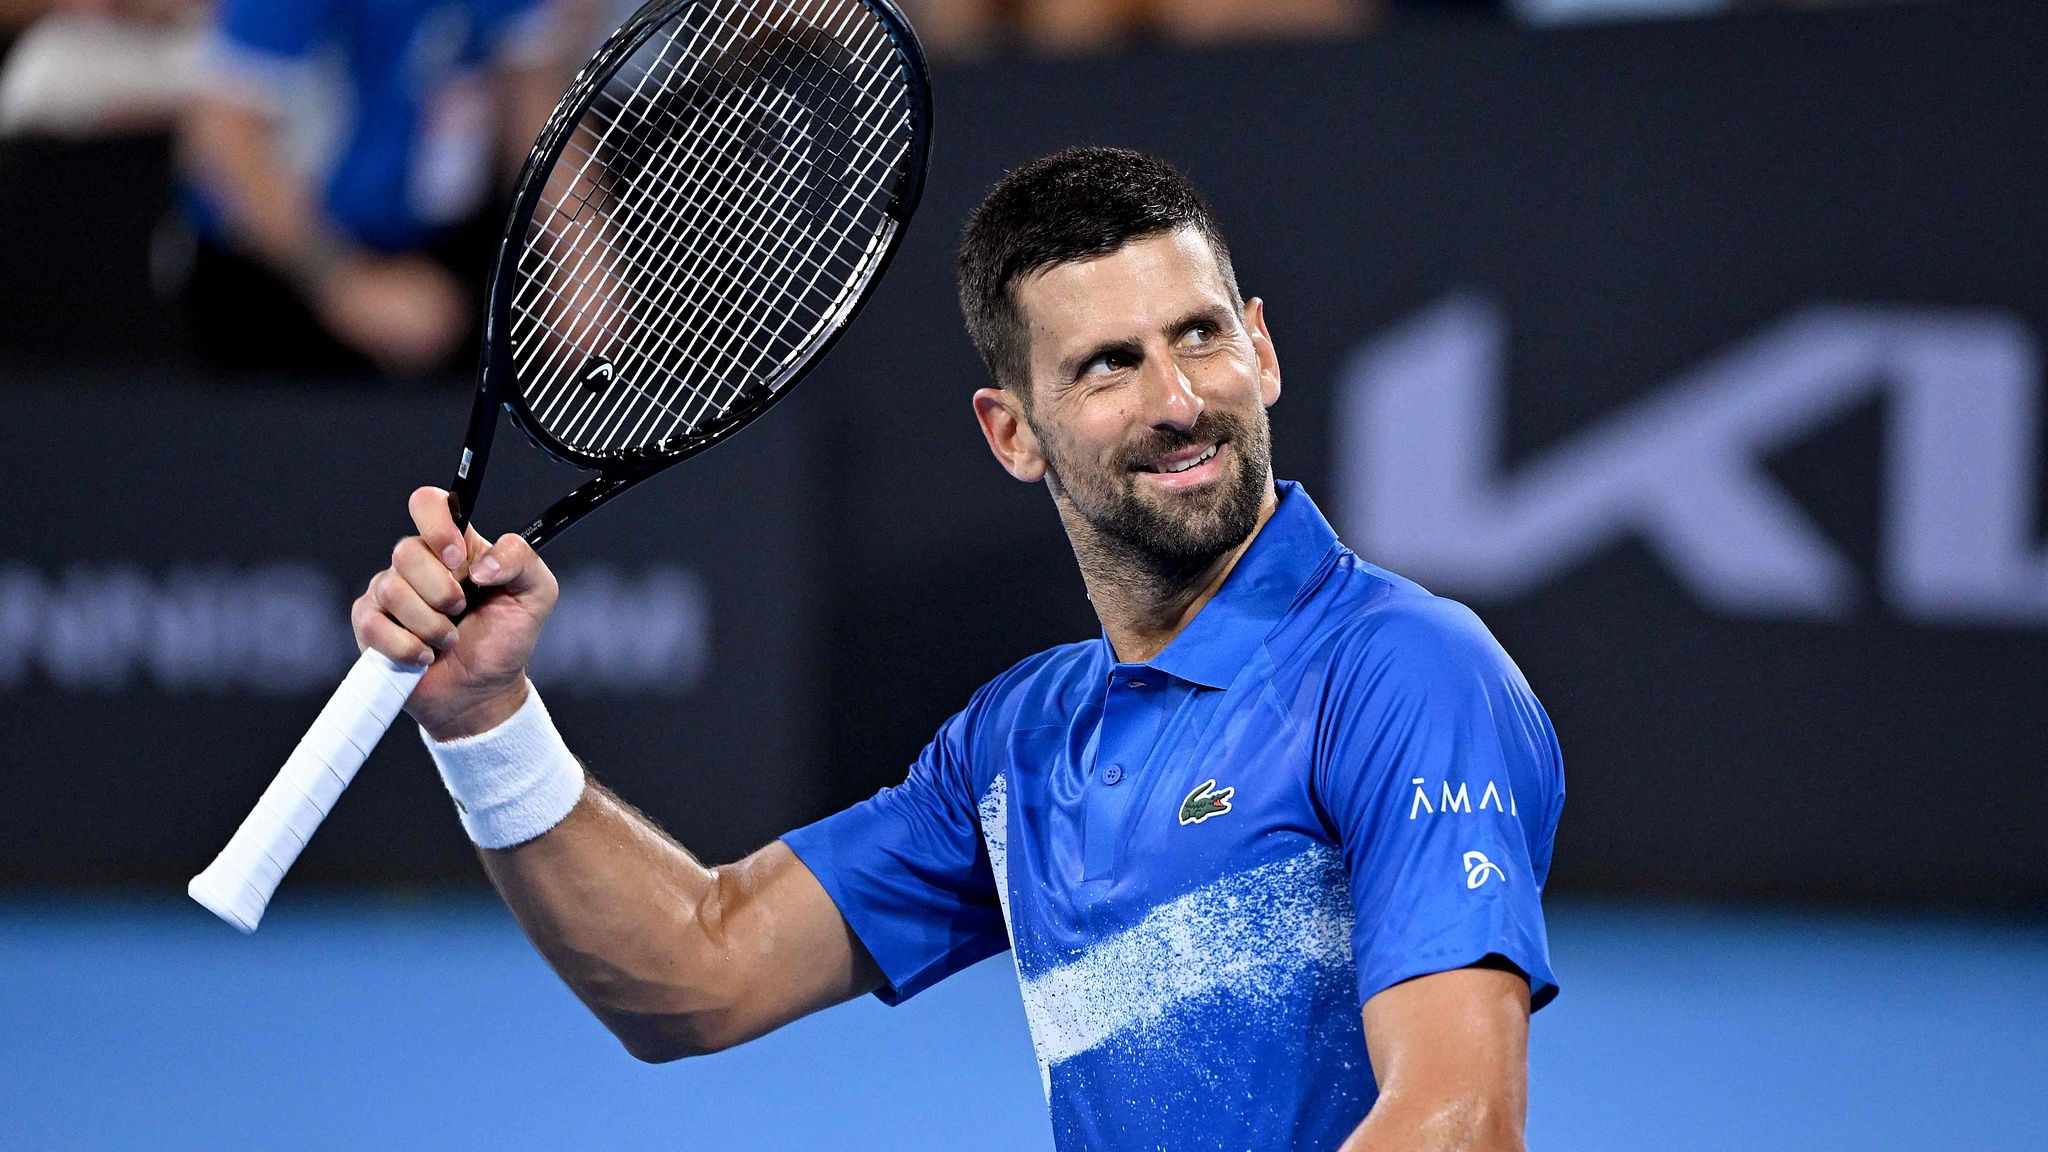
left=420, top=685, right=586, bottom=849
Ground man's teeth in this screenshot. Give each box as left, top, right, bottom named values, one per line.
left=1158, top=443, right=1220, bottom=474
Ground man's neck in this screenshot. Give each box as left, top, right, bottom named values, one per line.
left=1060, top=482, right=1280, bottom=665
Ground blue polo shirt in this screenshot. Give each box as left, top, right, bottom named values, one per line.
left=783, top=481, right=1563, bottom=1152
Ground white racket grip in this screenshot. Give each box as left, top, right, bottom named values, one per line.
left=189, top=649, right=427, bottom=932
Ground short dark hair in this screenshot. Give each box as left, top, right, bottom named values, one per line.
left=956, top=147, right=1242, bottom=395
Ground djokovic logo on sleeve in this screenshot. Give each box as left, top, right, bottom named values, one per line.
left=1462, top=850, right=1507, bottom=889
left=1178, top=779, right=1234, bottom=825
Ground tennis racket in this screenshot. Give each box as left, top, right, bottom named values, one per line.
left=188, top=0, right=931, bottom=932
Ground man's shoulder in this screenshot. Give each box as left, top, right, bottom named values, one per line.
left=1296, top=551, right=1513, bottom=684
left=967, top=638, right=1102, bottom=716
left=928, top=639, right=1099, bottom=783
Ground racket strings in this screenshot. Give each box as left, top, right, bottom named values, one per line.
left=507, top=0, right=913, bottom=457
left=622, top=13, right=902, bottom=411
left=582, top=25, right=893, bottom=434
left=516, top=14, right=790, bottom=412
left=520, top=10, right=900, bottom=440
left=532, top=55, right=880, bottom=447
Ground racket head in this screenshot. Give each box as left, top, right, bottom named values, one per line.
left=472, top=0, right=931, bottom=484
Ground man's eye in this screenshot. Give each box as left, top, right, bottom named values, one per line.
left=1086, top=354, right=1130, bottom=375
left=1181, top=325, right=1215, bottom=347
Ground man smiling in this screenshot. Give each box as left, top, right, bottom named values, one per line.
left=355, top=147, right=1564, bottom=1152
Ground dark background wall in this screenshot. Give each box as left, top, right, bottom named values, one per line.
left=1, top=0, right=2042, bottom=906
left=0, top=383, right=820, bottom=883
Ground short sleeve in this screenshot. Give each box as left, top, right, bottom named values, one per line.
left=485, top=0, right=564, bottom=67
left=202, top=0, right=335, bottom=112
left=781, top=703, right=1008, bottom=1005
left=1314, top=596, right=1564, bottom=1011
left=213, top=0, right=332, bottom=61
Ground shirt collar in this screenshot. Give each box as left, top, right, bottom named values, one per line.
left=1118, top=480, right=1339, bottom=691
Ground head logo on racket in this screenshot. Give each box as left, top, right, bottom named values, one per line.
left=580, top=357, right=616, bottom=391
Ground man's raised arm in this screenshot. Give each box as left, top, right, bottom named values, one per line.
left=353, top=486, right=882, bottom=1062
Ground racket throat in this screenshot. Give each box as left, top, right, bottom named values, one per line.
left=520, top=471, right=644, bottom=552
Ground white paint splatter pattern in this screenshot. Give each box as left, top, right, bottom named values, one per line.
left=977, top=772, right=1356, bottom=1087
left=977, top=773, right=1012, bottom=931
left=978, top=774, right=1050, bottom=1094
left=1016, top=847, right=1355, bottom=1067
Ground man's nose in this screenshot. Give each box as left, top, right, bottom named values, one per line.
left=1136, top=353, right=1202, bottom=431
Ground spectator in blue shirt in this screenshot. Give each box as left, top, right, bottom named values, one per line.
left=177, top=0, right=577, bottom=376
left=357, top=147, right=1562, bottom=1152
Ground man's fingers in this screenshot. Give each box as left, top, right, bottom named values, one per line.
left=470, top=533, right=556, bottom=602
left=369, top=569, right=460, bottom=652
left=407, top=486, right=468, bottom=570
left=351, top=591, right=435, bottom=667
left=392, top=537, right=465, bottom=616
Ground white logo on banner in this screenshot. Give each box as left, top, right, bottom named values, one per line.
left=0, top=562, right=709, bottom=694
left=0, top=563, right=349, bottom=693
left=1336, top=295, right=2048, bottom=624
left=528, top=564, right=709, bottom=695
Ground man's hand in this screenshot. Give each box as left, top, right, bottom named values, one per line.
left=313, top=256, right=470, bottom=378
left=351, top=485, right=559, bottom=740
left=1341, top=963, right=1531, bottom=1152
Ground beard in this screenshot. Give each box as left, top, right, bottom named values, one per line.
left=1037, top=405, right=1274, bottom=583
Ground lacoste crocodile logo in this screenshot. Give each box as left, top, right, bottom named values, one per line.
left=1178, top=779, right=1234, bottom=825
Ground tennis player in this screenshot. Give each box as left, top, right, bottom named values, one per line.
left=356, top=147, right=1563, bottom=1152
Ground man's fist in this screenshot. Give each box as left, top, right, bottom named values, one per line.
left=351, top=486, right=559, bottom=740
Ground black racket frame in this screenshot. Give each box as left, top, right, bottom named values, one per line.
left=446, top=0, right=931, bottom=550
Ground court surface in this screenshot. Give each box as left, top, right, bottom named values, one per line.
left=4, top=894, right=2043, bottom=1151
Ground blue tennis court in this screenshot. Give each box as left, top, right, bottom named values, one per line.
left=3, top=894, right=2042, bottom=1151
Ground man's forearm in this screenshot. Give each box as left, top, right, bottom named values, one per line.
left=477, top=781, right=737, bottom=1057
left=180, top=97, right=349, bottom=284
left=475, top=780, right=881, bottom=1061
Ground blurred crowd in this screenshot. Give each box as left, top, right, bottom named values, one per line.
left=901, top=0, right=1380, bottom=55
left=897, top=0, right=1912, bottom=54
left=0, top=0, right=595, bottom=377
left=0, top=0, right=1927, bottom=379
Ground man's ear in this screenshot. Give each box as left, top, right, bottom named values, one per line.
left=1244, top=297, right=1282, bottom=408
left=973, top=385, right=1047, bottom=483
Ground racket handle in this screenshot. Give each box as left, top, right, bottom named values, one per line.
left=188, top=649, right=426, bottom=932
